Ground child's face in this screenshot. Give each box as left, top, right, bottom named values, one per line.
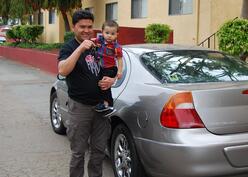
left=102, top=26, right=118, bottom=42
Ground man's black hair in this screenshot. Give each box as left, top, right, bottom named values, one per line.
left=72, top=10, right=94, bottom=25
left=102, top=20, right=119, bottom=32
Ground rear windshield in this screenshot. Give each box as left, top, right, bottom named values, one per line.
left=141, top=50, right=248, bottom=83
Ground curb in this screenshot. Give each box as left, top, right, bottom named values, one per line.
left=0, top=46, right=58, bottom=75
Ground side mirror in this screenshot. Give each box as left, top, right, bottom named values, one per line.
left=57, top=74, right=66, bottom=81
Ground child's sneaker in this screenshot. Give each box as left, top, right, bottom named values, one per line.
left=103, top=107, right=116, bottom=117
left=95, top=103, right=110, bottom=112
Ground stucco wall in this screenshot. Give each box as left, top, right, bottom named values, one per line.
left=198, top=0, right=242, bottom=49
left=211, top=0, right=242, bottom=33
left=35, top=10, right=66, bottom=43
left=44, top=10, right=60, bottom=43
left=39, top=0, right=243, bottom=47
left=82, top=0, right=198, bottom=45
left=198, top=0, right=211, bottom=44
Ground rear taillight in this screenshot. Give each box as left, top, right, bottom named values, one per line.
left=242, top=90, right=248, bottom=94
left=160, top=92, right=205, bottom=129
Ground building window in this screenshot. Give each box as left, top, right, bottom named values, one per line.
left=169, top=0, right=193, bottom=15
left=85, top=7, right=94, bottom=14
left=49, top=9, right=56, bottom=24
left=38, top=12, right=43, bottom=25
left=106, top=3, right=118, bottom=21
left=29, top=15, right=33, bottom=25
left=131, top=0, right=147, bottom=18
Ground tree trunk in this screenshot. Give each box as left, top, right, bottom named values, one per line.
left=61, top=10, right=71, bottom=32
left=241, top=0, right=248, bottom=19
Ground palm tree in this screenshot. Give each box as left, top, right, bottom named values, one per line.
left=241, top=0, right=248, bottom=19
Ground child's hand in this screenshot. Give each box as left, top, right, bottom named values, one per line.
left=117, top=73, right=122, bottom=79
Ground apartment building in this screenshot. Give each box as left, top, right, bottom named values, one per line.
left=36, top=0, right=243, bottom=48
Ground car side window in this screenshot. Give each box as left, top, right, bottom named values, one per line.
left=112, top=51, right=128, bottom=88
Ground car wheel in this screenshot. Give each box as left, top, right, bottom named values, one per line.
left=111, top=124, right=147, bottom=177
left=50, top=92, right=66, bottom=135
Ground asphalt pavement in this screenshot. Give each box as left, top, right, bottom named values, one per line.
left=0, top=57, right=114, bottom=177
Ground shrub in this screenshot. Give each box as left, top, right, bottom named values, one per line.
left=6, top=25, right=22, bottom=42
left=64, top=31, right=74, bottom=43
left=145, top=24, right=172, bottom=43
left=217, top=18, right=248, bottom=56
left=6, top=25, right=43, bottom=43
left=20, top=25, right=44, bottom=43
left=6, top=29, right=16, bottom=40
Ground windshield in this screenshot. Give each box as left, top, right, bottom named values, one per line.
left=141, top=50, right=248, bottom=83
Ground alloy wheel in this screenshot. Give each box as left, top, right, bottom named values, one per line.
left=114, top=133, right=132, bottom=177
left=51, top=97, right=62, bottom=129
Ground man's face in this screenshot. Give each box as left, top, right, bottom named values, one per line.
left=72, top=19, right=94, bottom=42
left=102, top=26, right=118, bottom=43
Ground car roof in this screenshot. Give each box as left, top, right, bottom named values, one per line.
left=123, top=43, right=216, bottom=55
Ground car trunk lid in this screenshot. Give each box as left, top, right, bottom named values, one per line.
left=179, top=82, right=248, bottom=135
left=161, top=82, right=248, bottom=134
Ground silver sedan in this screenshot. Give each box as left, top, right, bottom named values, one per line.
left=50, top=44, right=248, bottom=177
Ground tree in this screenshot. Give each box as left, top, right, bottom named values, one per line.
left=26, top=0, right=44, bottom=11
left=0, top=0, right=11, bottom=24
left=43, top=0, right=82, bottom=32
left=241, top=0, right=248, bottom=19
left=217, top=19, right=248, bottom=56
left=9, top=0, right=33, bottom=24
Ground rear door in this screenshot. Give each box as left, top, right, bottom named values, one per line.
left=56, top=78, right=69, bottom=120
left=112, top=49, right=131, bottom=100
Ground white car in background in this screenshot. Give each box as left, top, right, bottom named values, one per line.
left=0, top=26, right=10, bottom=43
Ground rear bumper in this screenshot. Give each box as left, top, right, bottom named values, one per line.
left=134, top=129, right=248, bottom=177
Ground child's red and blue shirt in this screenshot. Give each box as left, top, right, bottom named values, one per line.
left=95, top=35, right=122, bottom=68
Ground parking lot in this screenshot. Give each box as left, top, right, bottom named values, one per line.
left=0, top=57, right=114, bottom=177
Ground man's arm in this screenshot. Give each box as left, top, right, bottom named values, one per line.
left=58, top=40, right=95, bottom=76
left=98, top=76, right=116, bottom=90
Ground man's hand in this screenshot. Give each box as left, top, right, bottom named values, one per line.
left=58, top=39, right=95, bottom=76
left=98, top=76, right=116, bottom=90
left=79, top=39, right=95, bottom=52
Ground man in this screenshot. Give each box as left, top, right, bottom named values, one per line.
left=58, top=10, right=115, bottom=177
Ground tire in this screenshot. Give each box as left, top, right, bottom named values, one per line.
left=111, top=124, right=147, bottom=177
left=50, top=92, right=66, bottom=135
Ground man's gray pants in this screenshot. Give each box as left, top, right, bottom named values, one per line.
left=66, top=98, right=110, bottom=177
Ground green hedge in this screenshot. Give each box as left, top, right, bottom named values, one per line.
left=145, top=23, right=172, bottom=43
left=1, top=42, right=62, bottom=51
left=6, top=25, right=44, bottom=43
left=217, top=18, right=248, bottom=56
left=64, top=31, right=74, bottom=43
left=6, top=26, right=22, bottom=42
